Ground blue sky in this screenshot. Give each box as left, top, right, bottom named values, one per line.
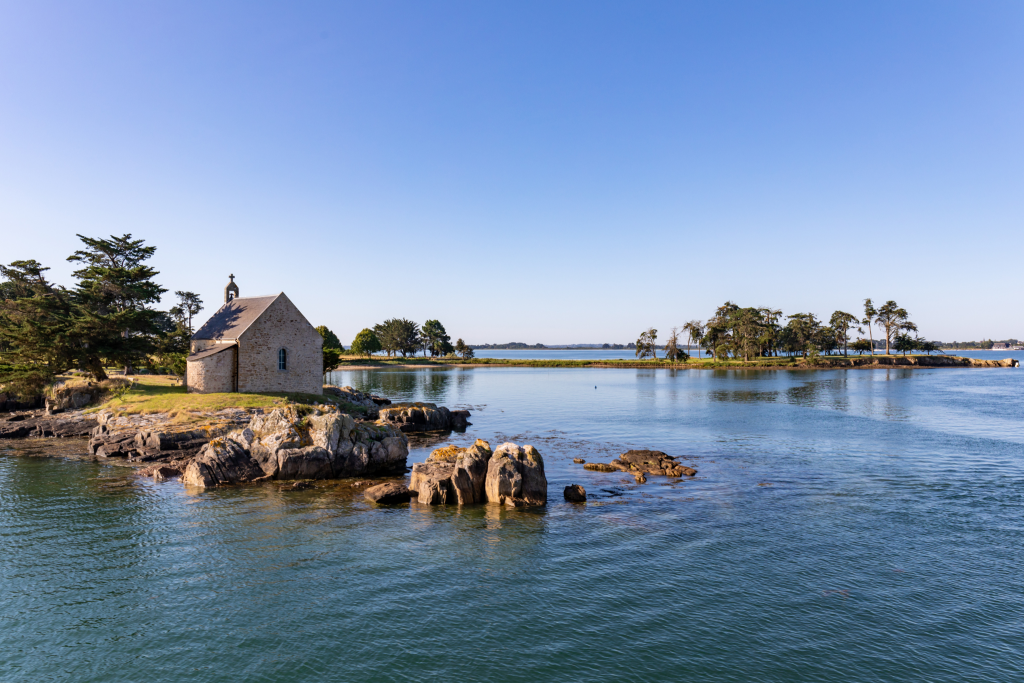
left=1, top=1, right=1021, bottom=344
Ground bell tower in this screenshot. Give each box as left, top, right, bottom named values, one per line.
left=224, top=274, right=239, bottom=303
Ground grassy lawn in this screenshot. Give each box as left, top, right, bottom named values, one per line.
left=85, top=375, right=359, bottom=423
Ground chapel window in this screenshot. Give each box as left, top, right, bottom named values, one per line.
left=278, top=348, right=287, bottom=370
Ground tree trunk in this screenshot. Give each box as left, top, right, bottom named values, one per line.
left=87, top=358, right=108, bottom=381
left=868, top=323, right=874, bottom=355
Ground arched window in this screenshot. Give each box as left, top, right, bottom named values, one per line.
left=278, top=348, right=287, bottom=371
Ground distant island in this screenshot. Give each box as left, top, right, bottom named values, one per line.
left=470, top=343, right=637, bottom=350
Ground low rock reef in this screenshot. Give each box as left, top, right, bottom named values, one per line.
left=409, top=439, right=547, bottom=506
left=378, top=403, right=471, bottom=433
left=183, top=404, right=409, bottom=487
left=0, top=410, right=97, bottom=439
left=582, top=450, right=697, bottom=480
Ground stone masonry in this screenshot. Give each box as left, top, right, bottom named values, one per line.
left=187, top=280, right=323, bottom=395
left=236, top=295, right=322, bottom=395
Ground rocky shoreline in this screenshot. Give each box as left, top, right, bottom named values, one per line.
left=0, top=386, right=476, bottom=490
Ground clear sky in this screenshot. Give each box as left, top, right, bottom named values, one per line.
left=1, top=1, right=1021, bottom=344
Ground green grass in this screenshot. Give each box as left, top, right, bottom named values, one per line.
left=86, top=375, right=365, bottom=425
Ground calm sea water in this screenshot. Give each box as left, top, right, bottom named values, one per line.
left=2, top=366, right=1023, bottom=682
left=472, top=348, right=1024, bottom=361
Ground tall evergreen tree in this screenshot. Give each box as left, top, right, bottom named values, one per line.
left=0, top=260, right=79, bottom=396
left=66, top=234, right=167, bottom=377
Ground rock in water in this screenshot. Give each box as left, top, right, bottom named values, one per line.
left=451, top=440, right=492, bottom=504
left=183, top=438, right=264, bottom=487
left=485, top=443, right=546, bottom=507
left=410, top=440, right=546, bottom=506
left=584, top=450, right=698, bottom=479
left=409, top=461, right=456, bottom=504
left=563, top=484, right=586, bottom=502
left=378, top=403, right=471, bottom=433
left=572, top=458, right=586, bottom=464
left=364, top=483, right=413, bottom=505
left=412, top=439, right=492, bottom=504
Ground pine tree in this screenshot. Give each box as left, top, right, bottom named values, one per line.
left=0, top=260, right=79, bottom=396
left=66, top=234, right=167, bottom=377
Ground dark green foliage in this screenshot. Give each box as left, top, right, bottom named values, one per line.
left=893, top=333, right=915, bottom=356
left=0, top=260, right=80, bottom=391
left=173, top=291, right=203, bottom=336
left=316, top=325, right=343, bottom=350
left=875, top=301, right=917, bottom=355
left=351, top=329, right=382, bottom=358
left=421, top=319, right=453, bottom=357
left=851, top=338, right=873, bottom=354
left=635, top=328, right=658, bottom=359
left=663, top=328, right=689, bottom=362
left=317, top=325, right=344, bottom=374
left=374, top=318, right=420, bottom=358
left=454, top=338, right=474, bottom=360
left=66, top=234, right=167, bottom=377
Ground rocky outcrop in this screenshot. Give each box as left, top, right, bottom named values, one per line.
left=580, top=450, right=696, bottom=479
left=410, top=440, right=546, bottom=506
left=182, top=404, right=409, bottom=488
left=485, top=443, right=546, bottom=506
left=564, top=484, right=586, bottom=502
left=410, top=439, right=494, bottom=504
left=378, top=403, right=472, bottom=433
left=0, top=411, right=97, bottom=439
left=364, top=482, right=414, bottom=505
left=183, top=438, right=266, bottom=487
left=322, top=386, right=391, bottom=417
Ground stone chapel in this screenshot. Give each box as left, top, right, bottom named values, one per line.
left=185, top=276, right=323, bottom=395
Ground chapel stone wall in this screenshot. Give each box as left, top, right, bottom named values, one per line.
left=237, top=295, right=322, bottom=395
left=186, top=348, right=236, bottom=394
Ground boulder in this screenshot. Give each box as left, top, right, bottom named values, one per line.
left=410, top=439, right=546, bottom=506
left=563, top=484, right=587, bottom=502
left=409, top=461, right=456, bottom=504
left=572, top=458, right=586, bottom=464
left=378, top=403, right=471, bottom=433
left=277, top=446, right=334, bottom=480
left=451, top=440, right=492, bottom=504
left=240, top=405, right=408, bottom=481
left=583, top=463, right=618, bottom=472
left=485, top=443, right=547, bottom=507
left=182, top=438, right=264, bottom=487
left=152, top=466, right=182, bottom=481
left=364, top=483, right=413, bottom=505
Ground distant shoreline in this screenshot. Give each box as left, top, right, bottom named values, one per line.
left=331, top=355, right=1019, bottom=371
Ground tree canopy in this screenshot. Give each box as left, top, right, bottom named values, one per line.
left=350, top=328, right=382, bottom=359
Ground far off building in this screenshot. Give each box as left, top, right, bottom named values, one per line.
left=185, top=276, right=323, bottom=395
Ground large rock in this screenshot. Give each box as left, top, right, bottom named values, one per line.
left=378, top=403, right=471, bottom=433
left=564, top=485, right=587, bottom=502
left=412, top=439, right=492, bottom=504
left=485, top=443, right=547, bottom=507
left=409, top=461, right=456, bottom=504
left=410, top=439, right=546, bottom=506
left=451, top=440, right=492, bottom=504
left=364, top=483, right=413, bottom=505
left=234, top=405, right=408, bottom=481
left=182, top=438, right=265, bottom=487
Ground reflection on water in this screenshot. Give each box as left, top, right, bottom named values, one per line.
left=3, top=366, right=1024, bottom=682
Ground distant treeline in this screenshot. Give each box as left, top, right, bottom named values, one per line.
left=937, top=339, right=1019, bottom=350
left=470, top=343, right=547, bottom=350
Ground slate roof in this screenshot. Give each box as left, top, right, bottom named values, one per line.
left=186, top=343, right=237, bottom=362
left=191, top=295, right=279, bottom=340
